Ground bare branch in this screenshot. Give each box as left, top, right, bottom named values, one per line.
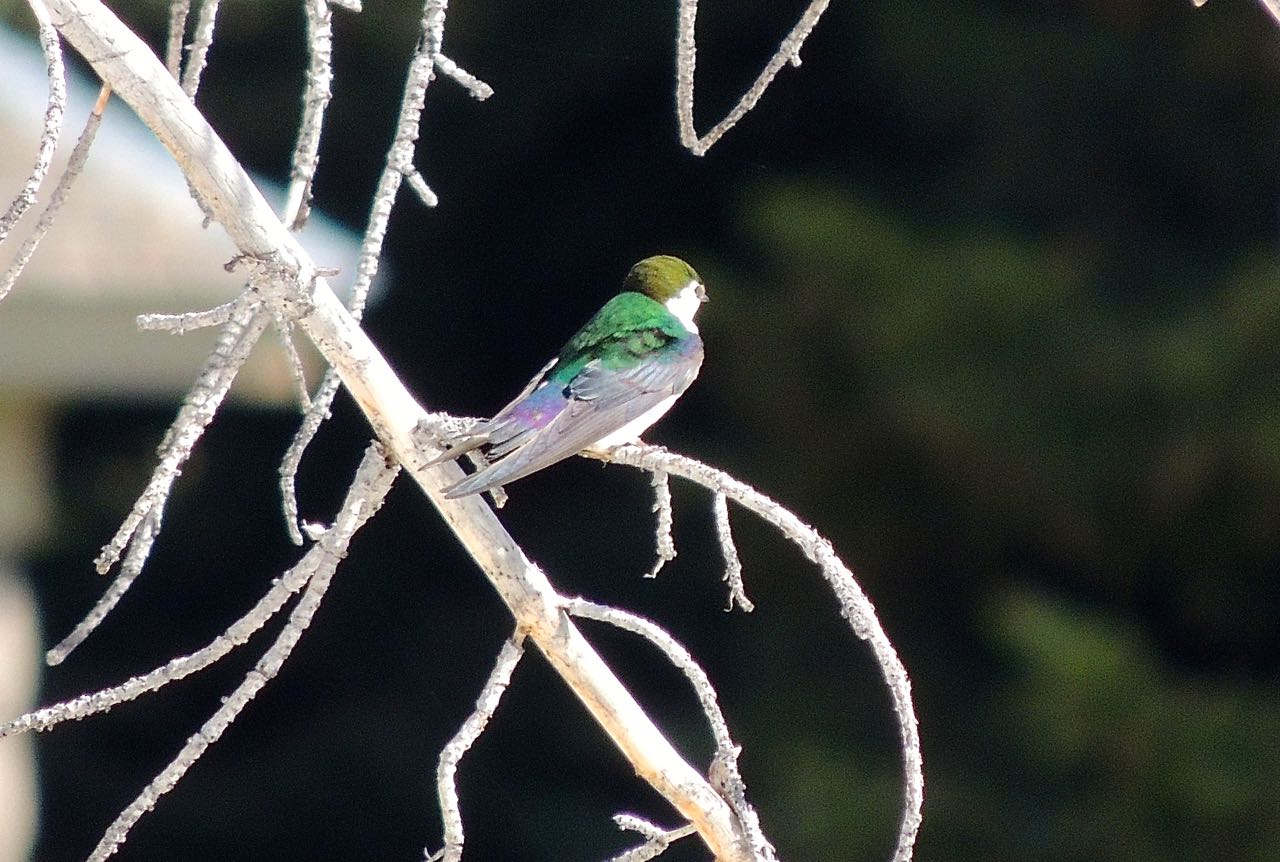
left=432, top=635, right=526, bottom=862
left=4, top=445, right=396, bottom=737
left=403, top=165, right=440, bottom=207
left=0, top=0, right=66, bottom=247
left=136, top=298, right=236, bottom=334
left=712, top=492, right=753, bottom=612
left=6, top=549, right=305, bottom=735
left=43, top=3, right=751, bottom=856
left=434, top=53, right=494, bottom=100
left=590, top=443, right=924, bottom=862
left=78, top=443, right=397, bottom=861
left=570, top=599, right=776, bottom=861
left=283, top=0, right=341, bottom=230
left=269, top=311, right=313, bottom=410
left=163, top=0, right=190, bottom=78
left=281, top=0, right=478, bottom=540
left=279, top=372, right=339, bottom=544
left=647, top=469, right=677, bottom=577
left=179, top=0, right=222, bottom=99
left=607, top=816, right=697, bottom=862
left=0, top=83, right=108, bottom=303
left=46, top=508, right=161, bottom=665
left=94, top=295, right=268, bottom=577
left=674, top=0, right=830, bottom=156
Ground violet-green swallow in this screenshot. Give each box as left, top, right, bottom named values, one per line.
left=432, top=254, right=707, bottom=498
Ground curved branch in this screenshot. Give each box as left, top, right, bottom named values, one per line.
left=40, top=2, right=753, bottom=858
left=592, top=443, right=925, bottom=862
left=0, top=0, right=66, bottom=251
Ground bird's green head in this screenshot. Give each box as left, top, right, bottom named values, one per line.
left=622, top=255, right=705, bottom=303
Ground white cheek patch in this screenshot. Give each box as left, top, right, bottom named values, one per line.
left=665, top=280, right=703, bottom=332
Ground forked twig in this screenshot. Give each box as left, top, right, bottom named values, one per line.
left=674, top=0, right=830, bottom=156
left=607, top=815, right=698, bottom=862
left=79, top=444, right=396, bottom=862
left=591, top=442, right=924, bottom=862
left=280, top=0, right=491, bottom=543
left=570, top=599, right=776, bottom=861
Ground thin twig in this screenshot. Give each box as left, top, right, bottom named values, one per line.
left=674, top=0, right=830, bottom=156
left=403, top=165, right=439, bottom=207
left=270, top=311, right=313, bottom=410
left=47, top=508, right=161, bottom=665
left=94, top=296, right=268, bottom=575
left=434, top=53, right=494, bottom=100
left=280, top=0, right=479, bottom=541
left=432, top=635, right=526, bottom=862
left=592, top=443, right=924, bottom=862
left=283, top=0, right=338, bottom=230
left=163, top=0, right=191, bottom=79
left=279, top=373, right=340, bottom=544
left=1, top=446, right=396, bottom=735
left=569, top=598, right=776, bottom=861
left=606, top=816, right=697, bottom=862
left=648, top=469, right=676, bottom=577
left=136, top=298, right=236, bottom=334
left=0, top=83, right=109, bottom=303
left=179, top=0, right=221, bottom=99
left=712, top=492, right=753, bottom=612
left=81, top=443, right=398, bottom=862
left=0, top=0, right=65, bottom=247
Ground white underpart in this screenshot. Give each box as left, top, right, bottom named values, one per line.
left=591, top=393, right=681, bottom=449
left=665, top=279, right=704, bottom=333
left=587, top=279, right=703, bottom=449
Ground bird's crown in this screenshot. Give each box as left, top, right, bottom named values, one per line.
left=622, top=255, right=702, bottom=302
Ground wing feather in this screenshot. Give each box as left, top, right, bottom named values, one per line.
left=443, top=338, right=702, bottom=498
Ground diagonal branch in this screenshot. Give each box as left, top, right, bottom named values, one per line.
left=82, top=443, right=398, bottom=862
left=41, top=2, right=754, bottom=857
left=0, top=0, right=66, bottom=248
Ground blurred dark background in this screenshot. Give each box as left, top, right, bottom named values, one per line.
left=4, top=0, right=1280, bottom=859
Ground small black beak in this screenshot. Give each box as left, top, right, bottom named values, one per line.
left=695, top=282, right=708, bottom=303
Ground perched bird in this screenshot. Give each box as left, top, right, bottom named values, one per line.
left=432, top=254, right=707, bottom=498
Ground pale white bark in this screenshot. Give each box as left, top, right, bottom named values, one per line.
left=39, top=1, right=755, bottom=857
left=593, top=443, right=925, bottom=862
left=178, top=0, right=221, bottom=98
left=675, top=0, right=831, bottom=156
left=432, top=635, right=526, bottom=862
left=569, top=598, right=775, bottom=860
left=712, top=491, right=753, bottom=612
left=83, top=443, right=398, bottom=862
left=2, top=445, right=397, bottom=739
left=0, top=83, right=108, bottom=302
left=0, top=0, right=65, bottom=253
left=647, top=468, right=677, bottom=577
left=607, top=816, right=698, bottom=862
